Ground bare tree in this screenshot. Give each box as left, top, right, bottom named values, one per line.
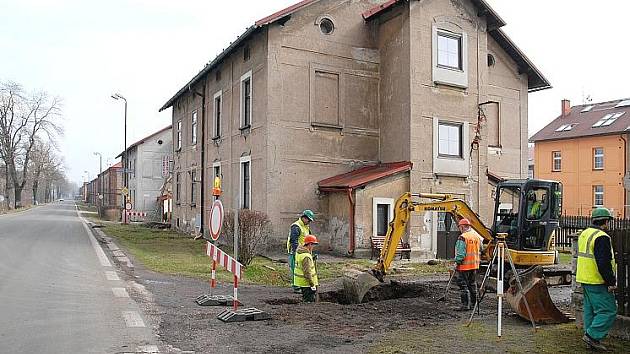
left=0, top=81, right=62, bottom=208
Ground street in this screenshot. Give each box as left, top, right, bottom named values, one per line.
left=0, top=202, right=157, bottom=353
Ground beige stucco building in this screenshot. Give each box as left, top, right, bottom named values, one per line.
left=160, top=0, right=549, bottom=258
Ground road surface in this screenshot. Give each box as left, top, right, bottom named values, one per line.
left=0, top=202, right=158, bottom=353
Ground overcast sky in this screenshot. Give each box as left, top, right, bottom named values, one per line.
left=1, top=0, right=628, bottom=184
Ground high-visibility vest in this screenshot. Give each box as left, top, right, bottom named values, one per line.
left=456, top=230, right=481, bottom=271
left=286, top=218, right=310, bottom=253
left=576, top=227, right=616, bottom=285
left=294, top=251, right=319, bottom=287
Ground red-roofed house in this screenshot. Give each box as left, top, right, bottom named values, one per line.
left=530, top=98, right=630, bottom=217
left=160, top=0, right=549, bottom=257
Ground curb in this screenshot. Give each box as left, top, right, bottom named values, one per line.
left=87, top=221, right=135, bottom=273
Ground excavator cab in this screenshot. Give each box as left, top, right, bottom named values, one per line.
left=492, top=179, right=562, bottom=264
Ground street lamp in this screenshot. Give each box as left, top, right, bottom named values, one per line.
left=111, top=93, right=128, bottom=224
left=94, top=152, right=103, bottom=213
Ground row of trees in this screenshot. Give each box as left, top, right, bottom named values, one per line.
left=0, top=80, right=70, bottom=209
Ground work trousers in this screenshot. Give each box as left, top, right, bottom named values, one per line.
left=300, top=287, right=316, bottom=303
left=582, top=284, right=617, bottom=341
left=288, top=253, right=299, bottom=289
left=457, top=269, right=478, bottom=309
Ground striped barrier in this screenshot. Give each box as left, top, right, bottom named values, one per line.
left=206, top=242, right=243, bottom=310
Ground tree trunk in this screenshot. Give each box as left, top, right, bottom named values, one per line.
left=13, top=183, right=22, bottom=209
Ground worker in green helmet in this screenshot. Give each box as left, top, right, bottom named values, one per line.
left=576, top=207, right=617, bottom=351
left=287, top=209, right=314, bottom=292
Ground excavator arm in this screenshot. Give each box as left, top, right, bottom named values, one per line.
left=371, top=192, right=493, bottom=281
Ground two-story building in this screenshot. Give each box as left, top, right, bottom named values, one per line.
left=160, top=0, right=550, bottom=258
left=118, top=126, right=173, bottom=219
left=530, top=98, right=630, bottom=217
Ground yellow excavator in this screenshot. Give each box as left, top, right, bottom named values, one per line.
left=345, top=179, right=571, bottom=324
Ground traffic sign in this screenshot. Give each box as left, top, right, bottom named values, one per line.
left=121, top=187, right=129, bottom=196
left=209, top=200, right=224, bottom=241
left=125, top=202, right=132, bottom=210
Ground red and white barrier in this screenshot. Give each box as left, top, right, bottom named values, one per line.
left=206, top=242, right=243, bottom=310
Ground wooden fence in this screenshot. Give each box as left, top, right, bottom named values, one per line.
left=559, top=215, right=630, bottom=316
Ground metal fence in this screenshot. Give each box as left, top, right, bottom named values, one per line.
left=559, top=215, right=630, bottom=316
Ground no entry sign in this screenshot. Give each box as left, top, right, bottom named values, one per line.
left=209, top=200, right=224, bottom=241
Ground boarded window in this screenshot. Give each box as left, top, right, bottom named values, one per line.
left=312, top=70, right=340, bottom=127
left=485, top=102, right=500, bottom=147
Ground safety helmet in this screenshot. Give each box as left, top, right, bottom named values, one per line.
left=302, top=209, right=315, bottom=221
left=458, top=218, right=472, bottom=227
left=591, top=207, right=613, bottom=221
left=304, top=234, right=319, bottom=245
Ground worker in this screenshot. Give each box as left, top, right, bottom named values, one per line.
left=576, top=207, right=617, bottom=351
left=294, top=234, right=319, bottom=302
left=527, top=191, right=542, bottom=219
left=454, top=218, right=481, bottom=311
left=287, top=209, right=314, bottom=292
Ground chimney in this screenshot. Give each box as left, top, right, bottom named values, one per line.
left=561, top=99, right=571, bottom=117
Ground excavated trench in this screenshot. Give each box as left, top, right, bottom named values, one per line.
left=265, top=281, right=430, bottom=305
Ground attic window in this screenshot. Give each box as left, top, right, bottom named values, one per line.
left=616, top=99, right=630, bottom=108
left=319, top=18, right=334, bottom=35
left=555, top=124, right=575, bottom=132
left=581, top=105, right=594, bottom=113
left=487, top=54, right=495, bottom=67
left=593, top=112, right=625, bottom=128
left=243, top=45, right=251, bottom=62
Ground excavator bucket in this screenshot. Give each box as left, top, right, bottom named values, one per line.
left=505, top=266, right=571, bottom=324
left=342, top=269, right=381, bottom=304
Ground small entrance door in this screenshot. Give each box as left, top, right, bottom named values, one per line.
left=437, top=212, right=459, bottom=259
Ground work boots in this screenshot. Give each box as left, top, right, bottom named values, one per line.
left=582, top=334, right=608, bottom=351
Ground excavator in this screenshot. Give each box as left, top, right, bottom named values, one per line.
left=344, top=179, right=571, bottom=324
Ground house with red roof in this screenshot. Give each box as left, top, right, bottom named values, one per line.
left=530, top=98, right=630, bottom=217
left=160, top=0, right=550, bottom=258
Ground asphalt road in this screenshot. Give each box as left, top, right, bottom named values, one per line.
left=0, top=202, right=158, bottom=353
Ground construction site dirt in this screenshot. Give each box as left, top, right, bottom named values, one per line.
left=118, top=258, right=623, bottom=354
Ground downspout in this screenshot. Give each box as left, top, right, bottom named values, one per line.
left=621, top=134, right=627, bottom=218
left=346, top=188, right=356, bottom=256
left=190, top=81, right=207, bottom=236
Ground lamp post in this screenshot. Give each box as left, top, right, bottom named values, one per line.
left=111, top=93, right=128, bottom=224
left=94, top=152, right=103, bottom=215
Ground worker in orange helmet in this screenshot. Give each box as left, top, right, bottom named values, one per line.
left=454, top=218, right=482, bottom=311
left=293, top=234, right=319, bottom=302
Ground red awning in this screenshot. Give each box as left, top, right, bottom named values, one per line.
left=318, top=161, right=412, bottom=192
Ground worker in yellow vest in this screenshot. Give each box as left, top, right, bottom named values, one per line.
left=454, top=218, right=481, bottom=311
left=576, top=207, right=617, bottom=351
left=294, top=234, right=319, bottom=302
left=287, top=210, right=314, bottom=292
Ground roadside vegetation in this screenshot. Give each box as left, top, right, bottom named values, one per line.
left=92, top=220, right=447, bottom=286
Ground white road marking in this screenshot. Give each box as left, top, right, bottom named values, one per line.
left=137, top=345, right=160, bottom=353
left=105, top=271, right=120, bottom=281
left=112, top=287, right=129, bottom=298
left=122, top=311, right=146, bottom=327
left=75, top=203, right=111, bottom=267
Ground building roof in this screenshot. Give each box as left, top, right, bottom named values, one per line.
left=159, top=0, right=318, bottom=112
left=361, top=0, right=549, bottom=92
left=529, top=98, right=630, bottom=142
left=116, top=125, right=172, bottom=158
left=318, top=161, right=412, bottom=191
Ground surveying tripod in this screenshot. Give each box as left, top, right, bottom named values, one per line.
left=466, top=233, right=537, bottom=337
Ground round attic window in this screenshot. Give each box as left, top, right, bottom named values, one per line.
left=319, top=18, right=334, bottom=35
left=157, top=139, right=163, bottom=145
left=487, top=53, right=496, bottom=67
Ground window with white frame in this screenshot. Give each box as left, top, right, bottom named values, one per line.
left=593, top=185, right=604, bottom=207
left=438, top=122, right=462, bottom=158
left=190, top=170, right=196, bottom=206
left=593, top=147, right=604, bottom=170
left=176, top=120, right=182, bottom=150
left=373, top=198, right=394, bottom=237
left=437, top=32, right=462, bottom=70
left=552, top=151, right=561, bottom=171
left=432, top=26, right=468, bottom=88
left=240, top=156, right=251, bottom=209
left=213, top=91, right=222, bottom=138
left=191, top=111, right=198, bottom=145
left=240, top=71, right=252, bottom=129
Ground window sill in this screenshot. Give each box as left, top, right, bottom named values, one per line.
left=190, top=203, right=196, bottom=208
left=437, top=154, right=464, bottom=160
left=551, top=170, right=561, bottom=173
left=211, top=135, right=221, bottom=141
left=311, top=122, right=343, bottom=130
left=593, top=168, right=604, bottom=171
left=436, top=64, right=464, bottom=73
left=239, top=124, right=251, bottom=131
